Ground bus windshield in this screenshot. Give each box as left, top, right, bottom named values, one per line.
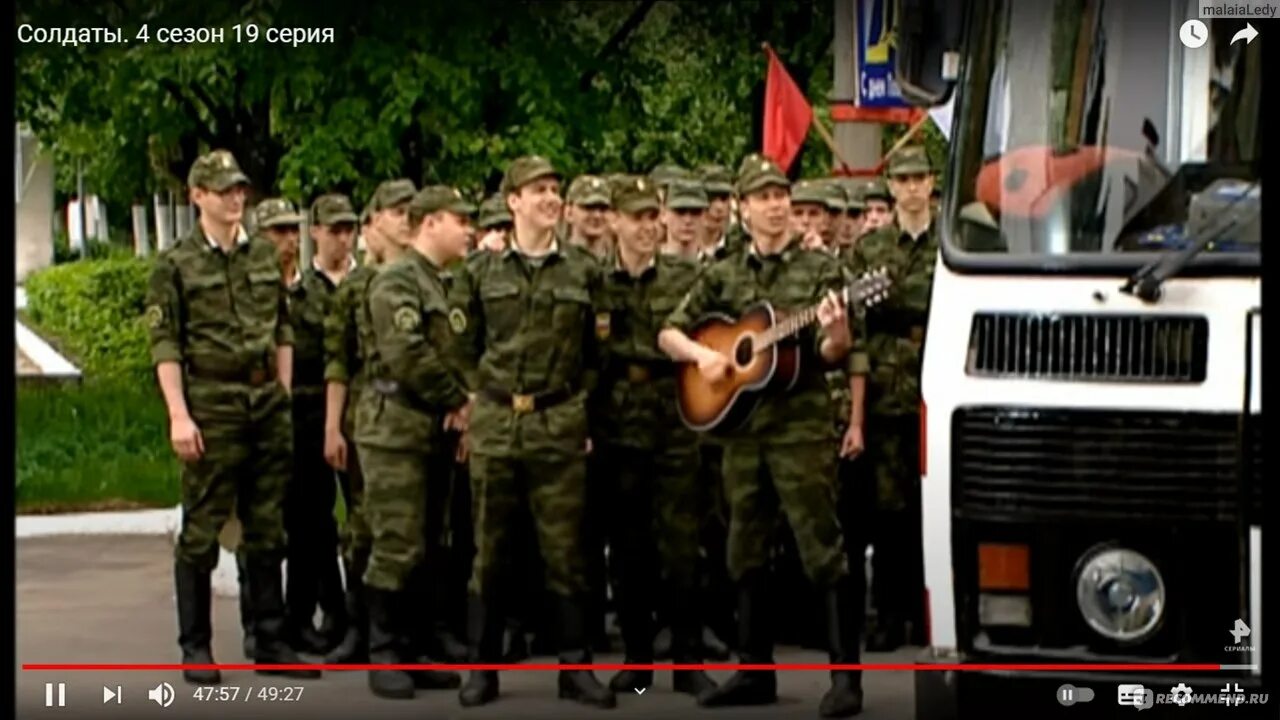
left=944, top=0, right=1261, bottom=271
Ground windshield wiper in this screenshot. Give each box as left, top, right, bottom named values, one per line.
left=1120, top=183, right=1260, bottom=303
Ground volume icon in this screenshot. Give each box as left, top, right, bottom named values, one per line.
left=148, top=682, right=175, bottom=708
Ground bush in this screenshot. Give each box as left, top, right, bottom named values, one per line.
left=16, top=378, right=179, bottom=512
left=24, top=255, right=154, bottom=378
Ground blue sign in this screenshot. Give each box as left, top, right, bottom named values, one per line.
left=855, top=0, right=909, bottom=108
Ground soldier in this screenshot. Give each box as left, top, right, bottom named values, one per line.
left=819, top=179, right=847, bottom=248
left=835, top=180, right=866, bottom=249
left=287, top=194, right=360, bottom=654
left=847, top=146, right=937, bottom=653
left=695, top=163, right=734, bottom=252
left=661, top=179, right=709, bottom=261
left=475, top=193, right=513, bottom=253
left=324, top=183, right=414, bottom=664
left=448, top=155, right=614, bottom=709
left=658, top=156, right=866, bottom=717
left=358, top=183, right=477, bottom=698
left=145, top=150, right=320, bottom=684
left=649, top=162, right=693, bottom=201
left=859, top=178, right=895, bottom=237
left=790, top=179, right=833, bottom=251
left=564, top=175, right=614, bottom=260
left=593, top=175, right=718, bottom=697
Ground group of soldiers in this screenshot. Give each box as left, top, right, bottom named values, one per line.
left=145, top=142, right=939, bottom=718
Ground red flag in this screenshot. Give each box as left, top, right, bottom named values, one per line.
left=762, top=45, right=813, bottom=172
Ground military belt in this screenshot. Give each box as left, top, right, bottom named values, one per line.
left=186, top=357, right=276, bottom=387
left=479, top=386, right=574, bottom=415
left=369, top=378, right=445, bottom=415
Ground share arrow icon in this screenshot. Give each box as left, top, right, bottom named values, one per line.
left=1232, top=23, right=1259, bottom=45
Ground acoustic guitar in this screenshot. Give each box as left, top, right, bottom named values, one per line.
left=676, top=268, right=892, bottom=433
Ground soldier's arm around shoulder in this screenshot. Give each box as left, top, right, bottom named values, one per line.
left=445, top=252, right=487, bottom=392
left=144, top=251, right=185, bottom=367
left=369, top=265, right=468, bottom=411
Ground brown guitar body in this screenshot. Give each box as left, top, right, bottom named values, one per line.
left=676, top=303, right=800, bottom=433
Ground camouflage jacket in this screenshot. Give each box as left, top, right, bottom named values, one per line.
left=323, top=263, right=380, bottom=432
left=287, top=267, right=340, bottom=398
left=357, top=249, right=469, bottom=451
left=595, top=252, right=701, bottom=451
left=144, top=226, right=292, bottom=377
left=665, top=235, right=866, bottom=445
left=447, top=239, right=604, bottom=458
left=845, top=217, right=939, bottom=417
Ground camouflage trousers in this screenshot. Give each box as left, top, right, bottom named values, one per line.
left=339, top=400, right=370, bottom=568
left=357, top=444, right=453, bottom=592
left=468, top=452, right=587, bottom=599
left=722, top=440, right=849, bottom=587
left=176, top=379, right=291, bottom=570
left=866, top=412, right=920, bottom=513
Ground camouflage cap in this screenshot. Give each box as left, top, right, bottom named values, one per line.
left=736, top=156, right=791, bottom=196
left=611, top=175, right=662, bottom=214
left=886, top=145, right=933, bottom=176
left=649, top=163, right=692, bottom=189
left=409, top=185, right=477, bottom=219
left=477, top=193, right=513, bottom=229
left=790, top=179, right=828, bottom=206
left=863, top=177, right=894, bottom=202
left=372, top=179, right=417, bottom=211
left=566, top=175, right=612, bottom=207
left=501, top=155, right=560, bottom=195
left=311, top=193, right=359, bottom=226
left=841, top=178, right=867, bottom=210
left=254, top=197, right=304, bottom=228
left=187, top=150, right=250, bottom=191
left=735, top=153, right=769, bottom=184
left=665, top=179, right=709, bottom=211
left=695, top=163, right=734, bottom=196
left=820, top=179, right=848, bottom=212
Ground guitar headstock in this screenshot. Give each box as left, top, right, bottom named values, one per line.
left=849, top=266, right=893, bottom=307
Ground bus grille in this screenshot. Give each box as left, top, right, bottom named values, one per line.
left=967, top=313, right=1208, bottom=382
left=953, top=407, right=1263, bottom=523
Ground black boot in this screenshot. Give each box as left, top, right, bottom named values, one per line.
left=696, top=571, right=776, bottom=707
left=365, top=586, right=414, bottom=699
left=244, top=554, right=322, bottom=679
left=174, top=560, right=221, bottom=685
left=671, top=595, right=717, bottom=697
left=555, top=594, right=616, bottom=708
left=818, top=578, right=864, bottom=718
left=403, top=582, right=462, bottom=693
left=608, top=580, right=653, bottom=693
left=315, top=554, right=348, bottom=652
left=327, top=552, right=368, bottom=663
left=236, top=552, right=255, bottom=661
left=459, top=595, right=504, bottom=707
left=283, top=547, right=327, bottom=655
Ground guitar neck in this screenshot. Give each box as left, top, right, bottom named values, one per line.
left=759, top=285, right=855, bottom=349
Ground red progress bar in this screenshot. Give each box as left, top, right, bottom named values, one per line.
left=22, top=663, right=1227, bottom=672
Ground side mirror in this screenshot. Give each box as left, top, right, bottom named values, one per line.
left=896, top=0, right=967, bottom=107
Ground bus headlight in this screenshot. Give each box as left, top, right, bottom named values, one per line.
left=1075, top=546, right=1165, bottom=643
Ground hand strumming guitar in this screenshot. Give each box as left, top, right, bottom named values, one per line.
left=697, top=347, right=732, bottom=383
left=817, top=290, right=852, bottom=354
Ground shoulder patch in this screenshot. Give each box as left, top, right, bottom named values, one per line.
left=393, top=306, right=420, bottom=332
left=144, top=304, right=164, bottom=329
left=448, top=307, right=468, bottom=334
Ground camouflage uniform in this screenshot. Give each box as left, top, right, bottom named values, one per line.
left=146, top=151, right=318, bottom=683
left=667, top=157, right=865, bottom=715
left=593, top=177, right=717, bottom=695
left=324, top=181, right=417, bottom=670
left=450, top=156, right=614, bottom=708
left=357, top=185, right=475, bottom=698
left=279, top=195, right=357, bottom=653
left=846, top=146, right=938, bottom=651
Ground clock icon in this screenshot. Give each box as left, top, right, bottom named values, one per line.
left=1180, top=19, right=1209, bottom=49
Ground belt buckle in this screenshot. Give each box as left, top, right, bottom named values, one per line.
left=249, top=368, right=268, bottom=385
left=627, top=364, right=650, bottom=383
left=511, top=393, right=535, bottom=414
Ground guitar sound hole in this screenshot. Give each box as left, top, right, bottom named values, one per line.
left=734, top=335, right=754, bottom=366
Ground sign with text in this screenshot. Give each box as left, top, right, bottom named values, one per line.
left=855, top=0, right=910, bottom=108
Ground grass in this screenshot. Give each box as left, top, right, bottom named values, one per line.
left=17, top=376, right=180, bottom=513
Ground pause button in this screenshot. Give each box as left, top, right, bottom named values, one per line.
left=1056, top=684, right=1095, bottom=706
left=44, top=682, right=66, bottom=707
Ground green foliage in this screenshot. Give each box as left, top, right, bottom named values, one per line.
left=24, top=257, right=154, bottom=378
left=16, top=379, right=178, bottom=512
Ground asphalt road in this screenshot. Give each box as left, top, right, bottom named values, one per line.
left=17, top=535, right=919, bottom=720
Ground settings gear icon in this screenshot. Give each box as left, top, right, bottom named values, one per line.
left=1171, top=683, right=1194, bottom=707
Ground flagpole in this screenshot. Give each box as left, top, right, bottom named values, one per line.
left=761, top=43, right=853, bottom=172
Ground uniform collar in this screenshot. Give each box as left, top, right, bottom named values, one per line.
left=743, top=233, right=799, bottom=267
left=202, top=224, right=250, bottom=253
left=610, top=249, right=657, bottom=279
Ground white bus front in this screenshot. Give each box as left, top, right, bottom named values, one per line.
left=905, top=2, right=1264, bottom=716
